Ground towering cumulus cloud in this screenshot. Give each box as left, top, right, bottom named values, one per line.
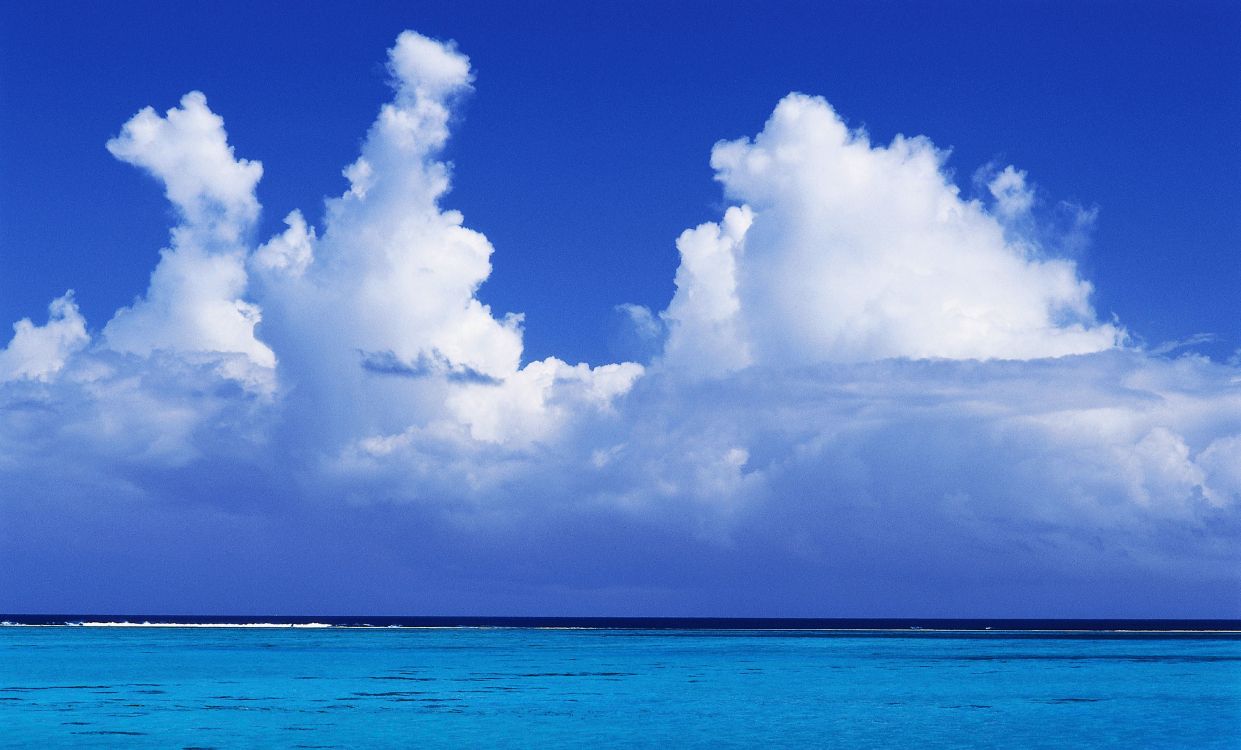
left=662, top=94, right=1122, bottom=375
left=103, top=92, right=275, bottom=389
left=0, top=31, right=1237, bottom=616
left=253, top=31, right=642, bottom=448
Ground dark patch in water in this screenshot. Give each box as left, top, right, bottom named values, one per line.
left=950, top=654, right=1240, bottom=663
left=2, top=685, right=109, bottom=691
left=392, top=697, right=465, bottom=707
left=517, top=672, right=636, bottom=678
left=72, top=730, right=147, bottom=736
left=1036, top=697, right=1107, bottom=704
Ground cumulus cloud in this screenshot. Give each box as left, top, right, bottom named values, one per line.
left=660, top=206, right=754, bottom=376
left=105, top=91, right=262, bottom=233
left=663, top=94, right=1124, bottom=372
left=102, top=91, right=275, bottom=384
left=0, top=31, right=1236, bottom=616
left=251, top=30, right=641, bottom=452
left=0, top=292, right=88, bottom=382
left=252, top=210, right=315, bottom=277
left=446, top=358, right=642, bottom=444
left=255, top=30, right=522, bottom=388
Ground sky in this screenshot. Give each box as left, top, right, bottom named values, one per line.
left=1, top=1, right=1239, bottom=617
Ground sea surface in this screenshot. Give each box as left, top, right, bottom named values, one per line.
left=2, top=619, right=1239, bottom=748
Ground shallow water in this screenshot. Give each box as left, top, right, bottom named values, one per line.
left=3, top=627, right=1239, bottom=748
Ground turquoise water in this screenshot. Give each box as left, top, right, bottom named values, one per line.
left=2, top=627, right=1239, bottom=748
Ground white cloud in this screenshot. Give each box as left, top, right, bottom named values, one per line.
left=105, top=91, right=261, bottom=237
left=387, top=29, right=474, bottom=101
left=285, top=31, right=517, bottom=377
left=1198, top=434, right=1241, bottom=507
left=253, top=210, right=315, bottom=277
left=660, top=206, right=754, bottom=377
left=104, top=243, right=274, bottom=372
left=447, top=358, right=642, bottom=445
left=615, top=303, right=662, bottom=342
left=102, top=91, right=275, bottom=384
left=669, top=94, right=1124, bottom=369
left=988, top=164, right=1035, bottom=218
left=0, top=292, right=89, bottom=382
left=251, top=30, right=641, bottom=449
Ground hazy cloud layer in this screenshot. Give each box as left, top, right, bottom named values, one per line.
left=1, top=31, right=1237, bottom=616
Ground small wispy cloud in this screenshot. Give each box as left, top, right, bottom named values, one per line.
left=1149, top=332, right=1218, bottom=356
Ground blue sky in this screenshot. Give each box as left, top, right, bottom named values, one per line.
left=1, top=1, right=1239, bottom=616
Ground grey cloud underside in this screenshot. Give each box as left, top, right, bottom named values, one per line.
left=359, top=349, right=502, bottom=385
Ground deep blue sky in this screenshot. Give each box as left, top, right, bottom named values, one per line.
left=2, top=0, right=1238, bottom=365
left=2, top=2, right=1240, bottom=617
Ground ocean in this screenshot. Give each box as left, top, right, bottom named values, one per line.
left=2, top=619, right=1239, bottom=748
